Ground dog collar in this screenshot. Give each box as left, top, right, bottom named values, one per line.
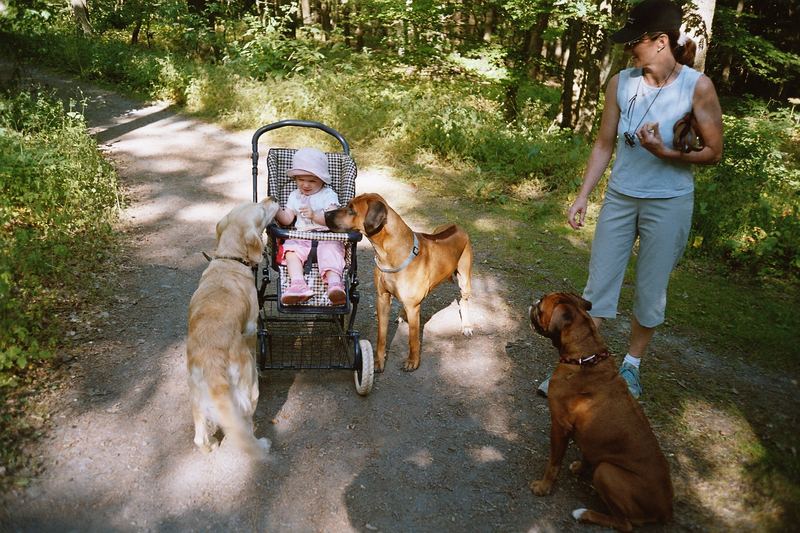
left=374, top=233, right=420, bottom=273
left=560, top=350, right=610, bottom=366
left=202, top=251, right=257, bottom=268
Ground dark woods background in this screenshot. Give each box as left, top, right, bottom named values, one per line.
left=36, top=0, right=799, bottom=130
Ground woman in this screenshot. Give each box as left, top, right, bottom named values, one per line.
left=540, top=0, right=723, bottom=399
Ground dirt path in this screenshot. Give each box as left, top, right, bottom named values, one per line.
left=2, top=68, right=794, bottom=532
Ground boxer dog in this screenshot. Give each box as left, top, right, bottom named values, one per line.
left=326, top=193, right=473, bottom=372
left=529, top=292, right=673, bottom=531
left=187, top=197, right=279, bottom=460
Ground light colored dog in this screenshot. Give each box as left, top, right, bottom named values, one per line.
left=326, top=193, right=473, bottom=372
left=186, top=197, right=280, bottom=459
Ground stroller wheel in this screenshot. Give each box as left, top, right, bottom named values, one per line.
left=354, top=339, right=374, bottom=396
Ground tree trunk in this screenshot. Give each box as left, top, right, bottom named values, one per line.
left=300, top=0, right=312, bottom=26
left=131, top=18, right=142, bottom=45
left=559, top=20, right=581, bottom=129
left=483, top=6, right=496, bottom=43
left=528, top=10, right=551, bottom=80
left=505, top=27, right=535, bottom=123
left=573, top=29, right=610, bottom=133
left=70, top=0, right=93, bottom=35
left=721, top=0, right=744, bottom=83
left=318, top=0, right=332, bottom=37
left=342, top=0, right=352, bottom=46
left=684, top=0, right=717, bottom=72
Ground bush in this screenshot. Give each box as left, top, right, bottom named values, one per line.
left=691, top=104, right=800, bottom=278
left=0, top=88, right=119, bottom=377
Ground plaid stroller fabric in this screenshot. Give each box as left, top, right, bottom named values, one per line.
left=267, top=148, right=357, bottom=206
left=266, top=148, right=358, bottom=309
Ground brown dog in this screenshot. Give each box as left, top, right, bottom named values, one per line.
left=529, top=292, right=673, bottom=531
left=186, top=197, right=280, bottom=459
left=326, top=193, right=473, bottom=372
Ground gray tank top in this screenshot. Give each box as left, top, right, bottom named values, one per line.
left=610, top=66, right=702, bottom=198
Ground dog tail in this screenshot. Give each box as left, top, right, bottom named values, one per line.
left=205, top=361, right=270, bottom=461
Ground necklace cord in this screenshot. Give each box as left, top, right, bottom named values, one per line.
left=625, top=62, right=677, bottom=146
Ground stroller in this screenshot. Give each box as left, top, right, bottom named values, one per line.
left=251, top=120, right=374, bottom=395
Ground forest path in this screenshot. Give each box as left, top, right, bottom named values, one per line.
left=2, top=66, right=793, bottom=532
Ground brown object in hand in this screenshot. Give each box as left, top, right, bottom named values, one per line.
left=673, top=112, right=704, bottom=153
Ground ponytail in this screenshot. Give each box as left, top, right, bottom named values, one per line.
left=666, top=30, right=696, bottom=67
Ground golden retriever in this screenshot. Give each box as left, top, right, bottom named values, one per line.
left=186, top=197, right=279, bottom=459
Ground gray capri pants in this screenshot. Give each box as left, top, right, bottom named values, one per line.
left=583, top=188, right=694, bottom=328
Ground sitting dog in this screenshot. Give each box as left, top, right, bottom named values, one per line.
left=529, top=292, right=673, bottom=531
left=186, top=197, right=280, bottom=459
left=326, top=193, right=473, bottom=372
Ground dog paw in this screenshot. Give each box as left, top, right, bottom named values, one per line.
left=462, top=326, right=474, bottom=337
left=401, top=359, right=419, bottom=372
left=196, top=437, right=219, bottom=454
left=571, top=508, right=587, bottom=521
left=257, top=437, right=271, bottom=454
left=530, top=480, right=551, bottom=496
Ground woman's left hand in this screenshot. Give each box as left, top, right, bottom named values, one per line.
left=637, top=122, right=664, bottom=155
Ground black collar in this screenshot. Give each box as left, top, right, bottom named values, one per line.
left=559, top=350, right=610, bottom=366
left=202, top=251, right=256, bottom=268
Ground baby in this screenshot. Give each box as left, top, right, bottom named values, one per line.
left=275, top=147, right=346, bottom=305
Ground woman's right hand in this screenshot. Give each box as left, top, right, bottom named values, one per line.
left=568, top=197, right=588, bottom=230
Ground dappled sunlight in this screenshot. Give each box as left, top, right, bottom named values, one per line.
left=435, top=334, right=503, bottom=391
left=356, top=166, right=422, bottom=210
left=675, top=398, right=781, bottom=528
left=164, top=441, right=262, bottom=502
left=125, top=193, right=187, bottom=225
left=175, top=202, right=235, bottom=224
left=406, top=448, right=434, bottom=468
left=473, top=216, right=502, bottom=232
left=270, top=375, right=346, bottom=437
left=418, top=271, right=525, bottom=443
left=564, top=232, right=590, bottom=250
left=467, top=445, right=505, bottom=464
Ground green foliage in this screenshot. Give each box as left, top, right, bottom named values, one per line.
left=691, top=101, right=800, bottom=278
left=5, top=14, right=799, bottom=280
left=224, top=15, right=326, bottom=79
left=708, top=5, right=800, bottom=97
left=0, top=88, right=119, bottom=374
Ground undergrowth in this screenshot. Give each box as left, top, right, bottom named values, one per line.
left=0, top=87, right=120, bottom=488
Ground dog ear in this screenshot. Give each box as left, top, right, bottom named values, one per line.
left=244, top=228, right=265, bottom=266
left=567, top=293, right=592, bottom=311
left=364, top=200, right=387, bottom=236
left=215, top=214, right=230, bottom=243
left=548, top=303, right=573, bottom=333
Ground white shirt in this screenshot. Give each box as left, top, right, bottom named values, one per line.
left=285, top=187, right=340, bottom=231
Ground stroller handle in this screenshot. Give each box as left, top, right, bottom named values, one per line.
left=251, top=120, right=351, bottom=203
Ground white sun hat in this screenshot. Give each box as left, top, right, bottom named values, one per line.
left=287, top=147, right=331, bottom=184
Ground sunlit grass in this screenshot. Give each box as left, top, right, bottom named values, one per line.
left=672, top=399, right=787, bottom=530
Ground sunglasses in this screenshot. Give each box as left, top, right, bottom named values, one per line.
left=624, top=33, right=662, bottom=48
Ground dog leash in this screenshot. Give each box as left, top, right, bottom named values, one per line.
left=202, top=251, right=257, bottom=269
left=559, top=350, right=610, bottom=366
left=374, top=233, right=420, bottom=273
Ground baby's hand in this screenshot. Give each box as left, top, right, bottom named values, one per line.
left=298, top=205, right=314, bottom=220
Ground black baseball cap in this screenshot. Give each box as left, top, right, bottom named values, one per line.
left=611, top=0, right=683, bottom=43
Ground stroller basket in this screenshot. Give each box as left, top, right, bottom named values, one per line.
left=252, top=119, right=374, bottom=395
